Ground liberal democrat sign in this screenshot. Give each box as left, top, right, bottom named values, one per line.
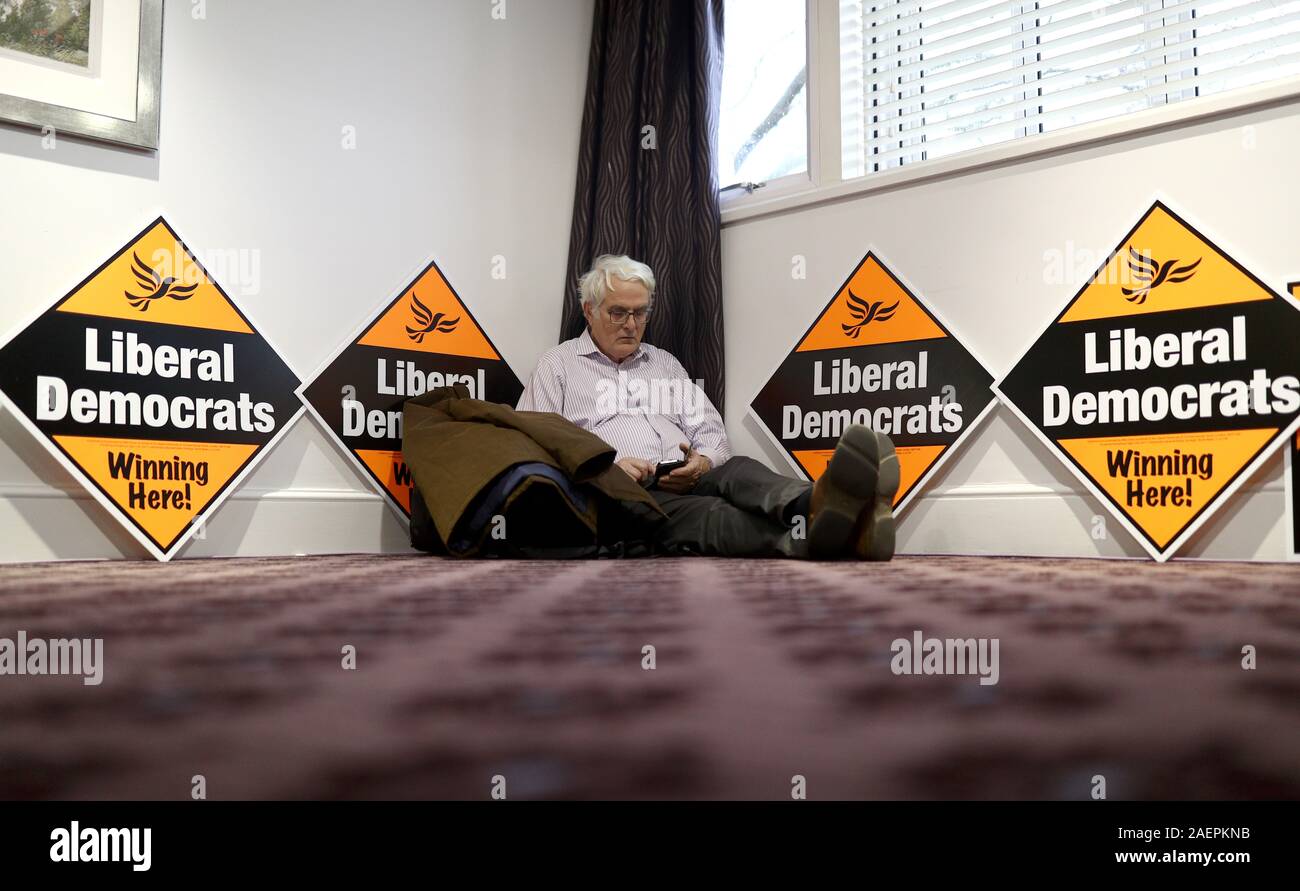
left=996, top=201, right=1300, bottom=561
left=299, top=257, right=522, bottom=520
left=750, top=252, right=996, bottom=512
left=0, top=217, right=303, bottom=561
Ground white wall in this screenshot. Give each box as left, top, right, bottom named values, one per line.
left=722, top=97, right=1300, bottom=560
left=0, top=0, right=594, bottom=561
left=4, top=2, right=1295, bottom=564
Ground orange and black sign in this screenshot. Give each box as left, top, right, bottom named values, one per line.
left=995, top=202, right=1300, bottom=561
left=750, top=252, right=995, bottom=512
left=298, top=258, right=522, bottom=519
left=0, top=217, right=302, bottom=560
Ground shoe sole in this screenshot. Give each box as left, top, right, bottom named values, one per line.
left=808, top=425, right=898, bottom=560
left=855, top=428, right=898, bottom=561
left=856, top=498, right=896, bottom=561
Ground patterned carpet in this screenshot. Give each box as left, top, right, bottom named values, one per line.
left=0, top=554, right=1296, bottom=800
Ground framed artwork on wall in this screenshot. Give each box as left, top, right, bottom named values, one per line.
left=0, top=0, right=162, bottom=149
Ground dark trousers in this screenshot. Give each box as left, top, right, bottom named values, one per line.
left=649, top=456, right=812, bottom=558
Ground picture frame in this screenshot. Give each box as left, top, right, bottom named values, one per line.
left=0, top=0, right=163, bottom=150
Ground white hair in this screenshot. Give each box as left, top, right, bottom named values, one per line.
left=577, top=254, right=656, bottom=311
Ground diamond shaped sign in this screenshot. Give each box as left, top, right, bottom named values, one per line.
left=0, top=217, right=303, bottom=561
left=299, top=257, right=522, bottom=520
left=750, top=252, right=996, bottom=513
left=995, top=202, right=1300, bottom=561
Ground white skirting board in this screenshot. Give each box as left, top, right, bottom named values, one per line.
left=0, top=462, right=1285, bottom=564
left=894, top=474, right=1288, bottom=561
left=0, top=484, right=413, bottom=563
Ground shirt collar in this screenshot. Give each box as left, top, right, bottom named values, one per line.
left=577, top=327, right=645, bottom=363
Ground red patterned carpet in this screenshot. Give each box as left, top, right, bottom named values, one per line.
left=0, top=554, right=1296, bottom=800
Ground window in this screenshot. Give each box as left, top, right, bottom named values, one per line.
left=719, top=0, right=809, bottom=189
left=840, top=0, right=1300, bottom=178
left=719, top=0, right=1300, bottom=210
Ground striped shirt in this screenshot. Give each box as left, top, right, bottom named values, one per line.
left=516, top=328, right=732, bottom=468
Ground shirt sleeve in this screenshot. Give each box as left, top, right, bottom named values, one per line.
left=665, top=355, right=731, bottom=468
left=516, top=352, right=564, bottom=414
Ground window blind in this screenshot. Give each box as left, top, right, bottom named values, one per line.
left=841, top=0, right=1300, bottom=178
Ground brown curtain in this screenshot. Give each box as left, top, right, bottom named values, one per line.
left=560, top=0, right=727, bottom=413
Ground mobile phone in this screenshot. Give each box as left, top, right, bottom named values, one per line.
left=654, top=459, right=687, bottom=480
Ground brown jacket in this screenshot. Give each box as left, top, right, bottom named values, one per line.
left=402, top=384, right=665, bottom=555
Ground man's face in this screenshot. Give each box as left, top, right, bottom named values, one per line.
left=584, top=277, right=650, bottom=363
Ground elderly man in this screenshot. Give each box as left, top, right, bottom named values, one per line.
left=518, top=254, right=898, bottom=560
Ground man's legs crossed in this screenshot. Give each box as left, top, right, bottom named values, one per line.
left=690, top=455, right=811, bottom=526
left=681, top=426, right=899, bottom=560
left=650, top=489, right=805, bottom=558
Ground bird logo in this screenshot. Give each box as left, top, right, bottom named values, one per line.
left=405, top=292, right=459, bottom=343
left=1121, top=247, right=1201, bottom=304
left=124, top=252, right=199, bottom=312
left=842, top=290, right=898, bottom=339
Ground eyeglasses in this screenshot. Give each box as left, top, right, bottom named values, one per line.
left=603, top=305, right=651, bottom=326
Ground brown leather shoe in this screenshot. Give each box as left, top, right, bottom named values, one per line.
left=851, top=429, right=898, bottom=560
left=852, top=493, right=896, bottom=560
left=808, top=425, right=898, bottom=560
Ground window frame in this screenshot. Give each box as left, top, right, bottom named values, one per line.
left=718, top=0, right=822, bottom=207
left=721, top=0, right=1300, bottom=223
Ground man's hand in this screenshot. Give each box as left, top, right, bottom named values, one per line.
left=656, top=443, right=712, bottom=494
left=616, top=457, right=655, bottom=484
